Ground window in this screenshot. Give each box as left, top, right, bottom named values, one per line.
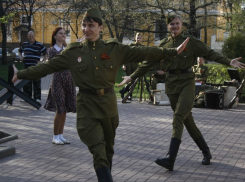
left=60, top=19, right=71, bottom=43
left=6, top=22, right=12, bottom=42
left=21, top=17, right=28, bottom=24
left=124, top=20, right=134, bottom=39
left=155, top=19, right=167, bottom=40
left=21, top=15, right=32, bottom=26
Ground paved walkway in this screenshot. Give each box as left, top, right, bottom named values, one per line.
left=0, top=75, right=245, bottom=182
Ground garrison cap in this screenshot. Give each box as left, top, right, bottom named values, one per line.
left=166, top=13, right=178, bottom=24
left=83, top=8, right=102, bottom=22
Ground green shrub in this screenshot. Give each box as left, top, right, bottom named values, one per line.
left=222, top=33, right=245, bottom=64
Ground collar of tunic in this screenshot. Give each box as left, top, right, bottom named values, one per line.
left=171, top=33, right=183, bottom=42
left=84, top=38, right=101, bottom=48
left=197, top=64, right=204, bottom=68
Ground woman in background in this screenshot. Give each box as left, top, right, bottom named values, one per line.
left=44, top=27, right=76, bottom=145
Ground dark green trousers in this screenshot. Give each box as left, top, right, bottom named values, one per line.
left=167, top=82, right=202, bottom=140
left=76, top=114, right=119, bottom=170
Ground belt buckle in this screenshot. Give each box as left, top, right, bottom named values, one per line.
left=96, top=89, right=104, bottom=96
left=175, top=70, right=181, bottom=75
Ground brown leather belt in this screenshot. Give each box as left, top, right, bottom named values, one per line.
left=168, top=68, right=192, bottom=75
left=79, top=87, right=114, bottom=96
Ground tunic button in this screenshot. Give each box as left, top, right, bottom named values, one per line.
left=111, top=66, right=113, bottom=68
left=184, top=56, right=186, bottom=58
left=95, top=57, right=96, bottom=59
left=93, top=48, right=95, bottom=50
left=96, top=67, right=98, bottom=69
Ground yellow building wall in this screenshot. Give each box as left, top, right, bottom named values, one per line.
left=1, top=8, right=229, bottom=48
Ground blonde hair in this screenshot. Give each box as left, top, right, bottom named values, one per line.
left=135, top=32, right=142, bottom=40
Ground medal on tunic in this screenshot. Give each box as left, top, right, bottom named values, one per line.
left=78, top=57, right=82, bottom=62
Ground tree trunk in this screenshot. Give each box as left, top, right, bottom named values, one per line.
left=159, top=14, right=167, bottom=40
left=204, top=4, right=207, bottom=44
left=0, top=1, right=7, bottom=65
left=189, top=0, right=199, bottom=38
left=1, top=23, right=7, bottom=65
left=27, top=15, right=32, bottom=31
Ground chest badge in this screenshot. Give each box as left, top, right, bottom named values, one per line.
left=78, top=57, right=82, bottom=62
left=101, top=53, right=111, bottom=60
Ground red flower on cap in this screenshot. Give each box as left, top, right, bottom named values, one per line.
left=86, top=13, right=89, bottom=16
left=101, top=53, right=110, bottom=60
left=184, top=48, right=188, bottom=52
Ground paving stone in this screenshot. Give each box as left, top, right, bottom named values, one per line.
left=0, top=74, right=245, bottom=181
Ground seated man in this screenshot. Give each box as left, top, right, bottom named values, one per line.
left=192, top=57, right=209, bottom=84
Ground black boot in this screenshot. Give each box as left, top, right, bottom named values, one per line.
left=119, top=88, right=126, bottom=99
left=155, top=138, right=181, bottom=171
left=95, top=166, right=113, bottom=182
left=109, top=161, right=112, bottom=171
left=194, top=135, right=212, bottom=165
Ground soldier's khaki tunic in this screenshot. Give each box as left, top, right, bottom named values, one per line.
left=17, top=38, right=177, bottom=170
left=131, top=60, right=166, bottom=89
left=159, top=34, right=231, bottom=140
left=192, top=64, right=209, bottom=82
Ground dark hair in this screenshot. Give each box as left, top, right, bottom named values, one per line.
left=51, top=27, right=65, bottom=46
left=82, top=17, right=102, bottom=26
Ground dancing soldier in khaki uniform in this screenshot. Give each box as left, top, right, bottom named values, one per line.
left=119, top=14, right=245, bottom=171
left=12, top=8, right=190, bottom=182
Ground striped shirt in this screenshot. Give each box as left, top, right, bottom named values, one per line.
left=19, top=41, right=47, bottom=67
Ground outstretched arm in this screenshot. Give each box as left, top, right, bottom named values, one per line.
left=118, top=76, right=132, bottom=87
left=120, top=38, right=189, bottom=65
left=177, top=38, right=189, bottom=54
left=118, top=60, right=157, bottom=87
left=230, top=57, right=245, bottom=69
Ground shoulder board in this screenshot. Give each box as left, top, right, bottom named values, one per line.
left=182, top=35, right=195, bottom=39
left=66, top=42, right=82, bottom=50
left=159, top=38, right=170, bottom=46
left=104, top=38, right=118, bottom=44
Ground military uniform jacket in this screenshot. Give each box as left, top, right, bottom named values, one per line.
left=192, top=64, right=209, bottom=82
left=17, top=38, right=177, bottom=119
left=159, top=34, right=231, bottom=94
left=130, top=60, right=166, bottom=81
left=124, top=43, right=144, bottom=76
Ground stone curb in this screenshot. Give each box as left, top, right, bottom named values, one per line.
left=0, top=146, right=16, bottom=159
left=0, top=131, right=18, bottom=144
